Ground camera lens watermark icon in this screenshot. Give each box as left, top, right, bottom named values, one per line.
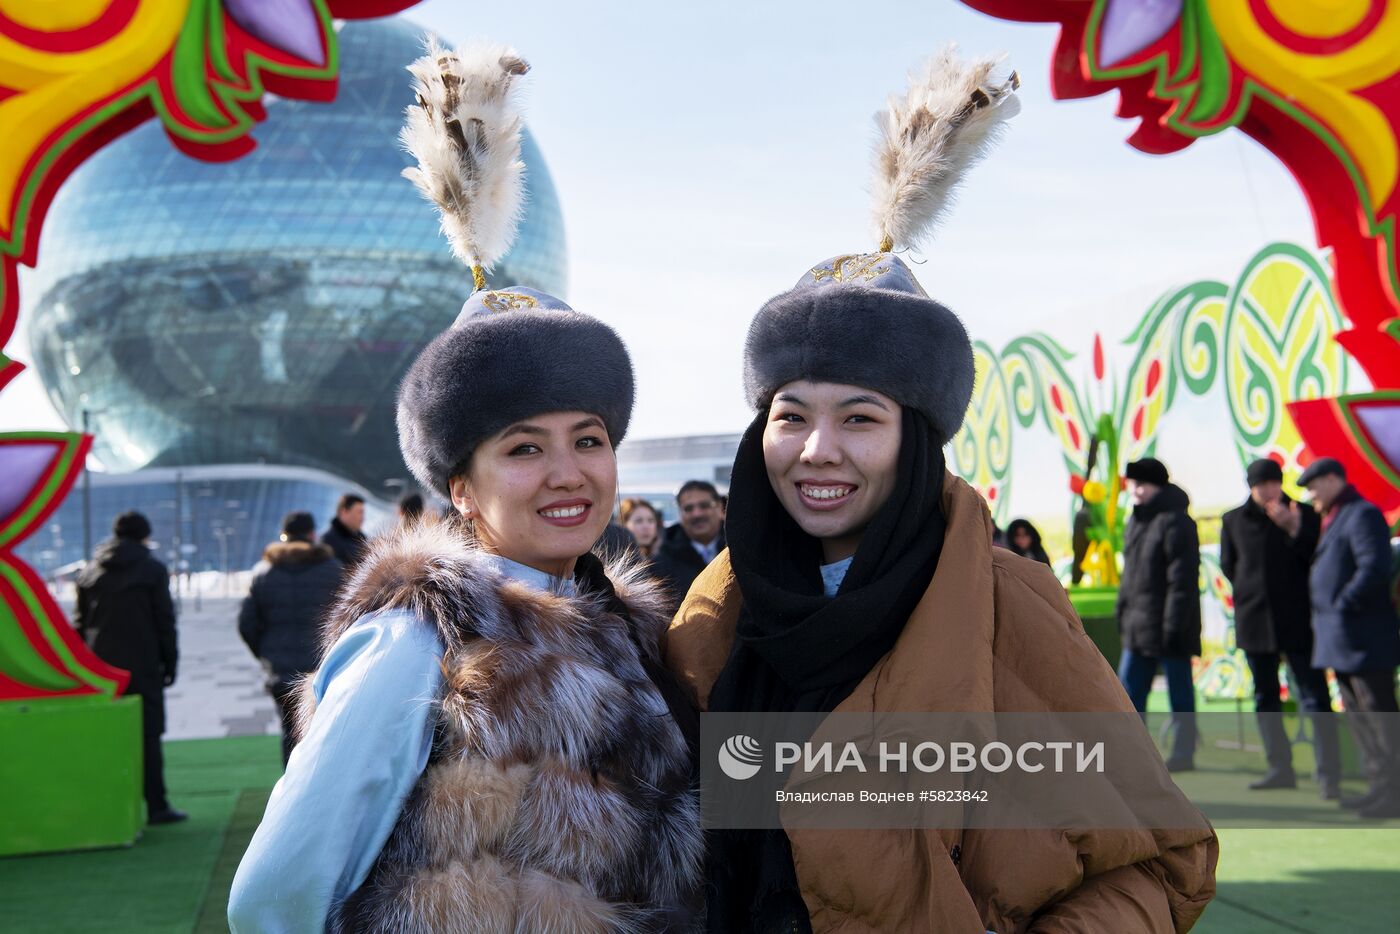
left=718, top=734, right=764, bottom=780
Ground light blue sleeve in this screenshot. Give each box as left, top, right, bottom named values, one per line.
left=227, top=609, right=443, bottom=934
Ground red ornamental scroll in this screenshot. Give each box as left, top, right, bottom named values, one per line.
left=964, top=0, right=1400, bottom=523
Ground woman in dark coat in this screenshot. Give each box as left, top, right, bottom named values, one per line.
left=1005, top=517, right=1052, bottom=567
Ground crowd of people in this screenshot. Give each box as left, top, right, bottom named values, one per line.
left=59, top=40, right=1399, bottom=934
left=71, top=443, right=1400, bottom=847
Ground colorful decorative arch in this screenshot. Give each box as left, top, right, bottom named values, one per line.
left=0, top=0, right=423, bottom=701
left=952, top=241, right=1352, bottom=551
left=963, top=0, right=1400, bottom=524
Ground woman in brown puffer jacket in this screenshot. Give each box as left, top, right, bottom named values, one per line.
left=666, top=48, right=1217, bottom=933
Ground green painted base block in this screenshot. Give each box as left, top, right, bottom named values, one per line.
left=1069, top=587, right=1121, bottom=665
left=0, top=694, right=142, bottom=857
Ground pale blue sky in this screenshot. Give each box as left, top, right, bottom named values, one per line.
left=4, top=0, right=1329, bottom=515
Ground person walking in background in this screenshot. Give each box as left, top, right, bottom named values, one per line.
left=238, top=512, right=343, bottom=766
left=652, top=479, right=727, bottom=607
left=1117, top=457, right=1202, bottom=771
left=1220, top=458, right=1340, bottom=797
left=320, top=493, right=369, bottom=567
left=620, top=497, right=663, bottom=562
left=75, top=511, right=185, bottom=825
left=395, top=492, right=424, bottom=528
left=1005, top=517, right=1052, bottom=567
left=1299, top=457, right=1400, bottom=819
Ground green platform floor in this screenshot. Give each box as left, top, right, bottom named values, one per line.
left=1, top=727, right=1397, bottom=933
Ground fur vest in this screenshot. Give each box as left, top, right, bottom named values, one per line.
left=299, top=519, right=703, bottom=933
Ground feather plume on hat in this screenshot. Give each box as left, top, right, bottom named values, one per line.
left=400, top=38, right=530, bottom=292
left=870, top=47, right=1019, bottom=252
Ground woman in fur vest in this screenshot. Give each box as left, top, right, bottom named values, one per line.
left=229, top=42, right=702, bottom=934
left=665, top=51, right=1217, bottom=933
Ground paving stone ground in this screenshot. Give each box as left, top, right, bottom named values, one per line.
left=163, top=591, right=279, bottom=740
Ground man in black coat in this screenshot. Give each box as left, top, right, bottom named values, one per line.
left=651, top=480, right=727, bottom=611
left=1116, top=458, right=1201, bottom=771
left=1220, top=458, right=1340, bottom=796
left=75, top=511, right=185, bottom=824
left=239, top=512, right=343, bottom=765
left=1300, top=457, right=1400, bottom=819
left=320, top=492, right=369, bottom=568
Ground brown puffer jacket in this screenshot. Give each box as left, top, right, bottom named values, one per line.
left=666, top=473, right=1218, bottom=933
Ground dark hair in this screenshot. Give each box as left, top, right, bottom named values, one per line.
left=619, top=498, right=661, bottom=525
left=112, top=511, right=151, bottom=541
left=337, top=493, right=366, bottom=514
left=398, top=492, right=425, bottom=520
left=281, top=511, right=316, bottom=539
left=676, top=479, right=720, bottom=504
left=1005, top=518, right=1051, bottom=566
left=1006, top=518, right=1041, bottom=544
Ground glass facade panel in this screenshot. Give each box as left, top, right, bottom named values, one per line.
left=15, top=465, right=397, bottom=575
left=24, top=19, right=567, bottom=493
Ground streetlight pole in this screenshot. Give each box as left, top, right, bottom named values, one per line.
left=81, top=408, right=91, bottom=566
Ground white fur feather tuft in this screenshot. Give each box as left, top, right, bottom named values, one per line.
left=400, top=38, right=530, bottom=281
left=871, top=46, right=1019, bottom=251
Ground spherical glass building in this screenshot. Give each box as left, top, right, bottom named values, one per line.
left=25, top=18, right=567, bottom=493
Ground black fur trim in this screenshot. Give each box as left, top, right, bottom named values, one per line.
left=397, top=309, right=635, bottom=496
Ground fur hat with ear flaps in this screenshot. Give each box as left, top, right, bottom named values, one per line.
left=394, top=40, right=633, bottom=498
left=743, top=47, right=1019, bottom=444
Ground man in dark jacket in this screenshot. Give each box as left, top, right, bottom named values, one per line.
left=320, top=493, right=369, bottom=568
left=1300, top=457, right=1400, bottom=819
left=239, top=512, right=343, bottom=765
left=651, top=480, right=726, bottom=610
left=1117, top=458, right=1201, bottom=771
left=75, top=511, right=185, bottom=824
left=1220, top=458, right=1340, bottom=796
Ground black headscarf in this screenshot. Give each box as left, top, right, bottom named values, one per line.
left=705, top=407, right=947, bottom=932
left=1005, top=518, right=1051, bottom=567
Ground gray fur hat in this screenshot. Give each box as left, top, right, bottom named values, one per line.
left=397, top=287, right=634, bottom=497
left=743, top=253, right=974, bottom=444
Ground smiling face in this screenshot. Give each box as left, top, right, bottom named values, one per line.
left=762, top=380, right=902, bottom=564
left=449, top=411, right=617, bottom=578
left=677, top=488, right=724, bottom=546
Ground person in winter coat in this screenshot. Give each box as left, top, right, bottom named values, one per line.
left=1117, top=457, right=1203, bottom=771
left=667, top=51, right=1215, bottom=933
left=651, top=479, right=727, bottom=610
left=1219, top=458, right=1340, bottom=796
left=1299, top=457, right=1400, bottom=819
left=320, top=492, right=369, bottom=568
left=229, top=44, right=701, bottom=933
left=238, top=511, right=343, bottom=765
left=1005, top=517, right=1052, bottom=567
left=75, top=511, right=185, bottom=825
